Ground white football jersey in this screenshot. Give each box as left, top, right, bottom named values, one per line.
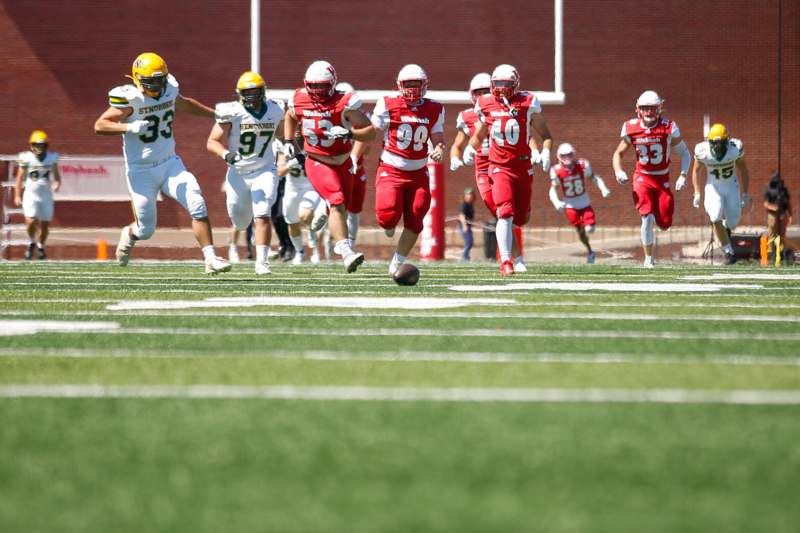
left=17, top=151, right=59, bottom=193
left=215, top=99, right=285, bottom=172
left=694, top=138, right=744, bottom=182
left=108, top=74, right=179, bottom=166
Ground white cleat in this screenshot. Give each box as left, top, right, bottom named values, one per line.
left=513, top=257, right=527, bottom=273
left=310, top=249, right=321, bottom=264
left=643, top=256, right=655, bottom=269
left=115, top=227, right=135, bottom=266
left=384, top=227, right=395, bottom=238
left=255, top=261, right=272, bottom=275
left=389, top=259, right=401, bottom=276
left=204, top=256, right=232, bottom=275
left=228, top=244, right=240, bottom=263
left=344, top=252, right=365, bottom=273
left=587, top=251, right=596, bottom=264
left=310, top=212, right=328, bottom=232
left=292, top=252, right=304, bottom=265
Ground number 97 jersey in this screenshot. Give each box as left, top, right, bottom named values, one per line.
left=108, top=75, right=179, bottom=166
left=474, top=92, right=541, bottom=165
left=215, top=99, right=285, bottom=172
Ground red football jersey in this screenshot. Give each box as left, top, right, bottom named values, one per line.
left=289, top=89, right=362, bottom=158
left=621, top=117, right=681, bottom=181
left=475, top=91, right=541, bottom=165
left=457, top=108, right=490, bottom=172
left=550, top=159, right=593, bottom=209
left=371, top=95, right=444, bottom=170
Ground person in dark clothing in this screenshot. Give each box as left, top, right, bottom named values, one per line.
left=763, top=173, right=797, bottom=253
left=458, top=187, right=476, bottom=261
left=271, top=176, right=295, bottom=261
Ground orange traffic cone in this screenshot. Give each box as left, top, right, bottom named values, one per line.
left=97, top=239, right=108, bottom=260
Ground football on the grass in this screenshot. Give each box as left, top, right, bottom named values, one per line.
left=393, top=263, right=420, bottom=286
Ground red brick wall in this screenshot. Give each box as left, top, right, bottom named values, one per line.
left=1, top=0, right=796, bottom=229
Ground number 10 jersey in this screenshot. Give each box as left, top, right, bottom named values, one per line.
left=108, top=74, right=180, bottom=167
left=215, top=99, right=286, bottom=173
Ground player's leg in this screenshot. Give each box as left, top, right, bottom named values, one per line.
left=375, top=165, right=406, bottom=273
left=392, top=168, right=431, bottom=275
left=347, top=170, right=367, bottom=242
left=582, top=206, right=597, bottom=262
left=163, top=158, right=229, bottom=274
left=654, top=187, right=675, bottom=231
left=116, top=167, right=159, bottom=265
left=21, top=189, right=40, bottom=259
left=33, top=192, right=54, bottom=259
left=510, top=165, right=533, bottom=273
left=248, top=170, right=279, bottom=274
left=282, top=181, right=304, bottom=263
left=719, top=184, right=741, bottom=264
left=227, top=228, right=241, bottom=263
left=491, top=166, right=515, bottom=275
left=632, top=180, right=657, bottom=267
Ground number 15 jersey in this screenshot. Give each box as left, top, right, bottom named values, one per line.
left=474, top=91, right=541, bottom=165
left=215, top=99, right=285, bottom=172
left=108, top=74, right=180, bottom=167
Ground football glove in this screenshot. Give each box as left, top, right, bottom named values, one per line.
left=350, top=154, right=359, bottom=175
left=463, top=145, right=477, bottom=165
left=600, top=186, right=611, bottom=198
left=615, top=170, right=629, bottom=184
left=126, top=119, right=150, bottom=135
left=539, top=147, right=551, bottom=172
left=323, top=126, right=353, bottom=140
left=675, top=174, right=687, bottom=191
left=450, top=156, right=464, bottom=172
left=282, top=142, right=296, bottom=159
left=692, top=193, right=701, bottom=209
left=430, top=143, right=445, bottom=162
left=223, top=151, right=241, bottom=165
left=531, top=148, right=542, bottom=165
left=555, top=201, right=566, bottom=212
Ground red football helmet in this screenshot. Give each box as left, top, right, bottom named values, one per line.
left=397, top=64, right=428, bottom=104
left=490, top=64, right=520, bottom=100
left=469, top=72, right=491, bottom=104
left=304, top=60, right=337, bottom=101
left=556, top=143, right=576, bottom=168
left=636, top=90, right=663, bottom=127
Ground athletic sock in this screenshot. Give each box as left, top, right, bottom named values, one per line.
left=289, top=234, right=304, bottom=256
left=496, top=217, right=513, bottom=261
left=334, top=239, right=354, bottom=257
left=201, top=245, right=216, bottom=261
left=256, top=245, right=270, bottom=264
left=723, top=244, right=734, bottom=254
left=347, top=212, right=360, bottom=242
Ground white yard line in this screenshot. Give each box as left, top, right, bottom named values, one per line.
left=1, top=384, right=799, bottom=405
left=449, top=282, right=764, bottom=293
left=682, top=273, right=800, bottom=281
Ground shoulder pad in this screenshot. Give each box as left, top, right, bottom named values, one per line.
left=17, top=151, right=31, bottom=165
left=214, top=101, right=240, bottom=123
left=108, top=84, right=138, bottom=107
left=344, top=91, right=362, bottom=111
left=731, top=138, right=743, bottom=152
left=628, top=118, right=638, bottom=124
left=167, top=74, right=179, bottom=89
left=48, top=152, right=60, bottom=163
left=694, top=142, right=708, bottom=159
left=269, top=98, right=286, bottom=111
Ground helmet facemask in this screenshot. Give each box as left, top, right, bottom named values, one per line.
left=637, top=105, right=660, bottom=127
left=138, top=73, right=167, bottom=99
left=305, top=81, right=334, bottom=102
left=709, top=139, right=728, bottom=161
left=558, top=151, right=575, bottom=168
left=398, top=79, right=427, bottom=104
left=491, top=79, right=517, bottom=101
left=30, top=142, right=48, bottom=158
left=239, top=87, right=265, bottom=111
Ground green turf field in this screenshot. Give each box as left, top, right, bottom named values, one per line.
left=1, top=260, right=799, bottom=532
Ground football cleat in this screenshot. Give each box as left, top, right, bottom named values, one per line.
left=115, top=227, right=135, bottom=266
left=255, top=261, right=272, bottom=275
left=228, top=243, right=240, bottom=263
left=500, top=259, right=515, bottom=276
left=643, top=256, right=655, bottom=268
left=389, top=257, right=401, bottom=276
left=205, top=256, right=232, bottom=275
left=292, top=251, right=304, bottom=265
left=24, top=242, right=35, bottom=260
left=587, top=251, right=596, bottom=264
left=310, top=249, right=321, bottom=264
left=724, top=251, right=738, bottom=265
left=37, top=246, right=47, bottom=260
left=513, top=257, right=527, bottom=273
left=344, top=252, right=365, bottom=273
left=384, top=227, right=395, bottom=238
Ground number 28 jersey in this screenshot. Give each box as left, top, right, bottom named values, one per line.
left=108, top=74, right=179, bottom=167
left=621, top=117, right=681, bottom=183
left=215, top=99, right=285, bottom=172
left=371, top=95, right=444, bottom=171
left=550, top=159, right=594, bottom=210
left=474, top=91, right=541, bottom=165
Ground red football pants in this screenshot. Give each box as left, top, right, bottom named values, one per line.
left=374, top=163, right=431, bottom=234
left=489, top=159, right=533, bottom=225
left=632, top=175, right=674, bottom=230
left=304, top=157, right=353, bottom=207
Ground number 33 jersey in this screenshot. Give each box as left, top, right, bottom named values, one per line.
left=108, top=74, right=180, bottom=166
left=621, top=117, right=681, bottom=184
left=215, top=99, right=285, bottom=172
left=474, top=91, right=541, bottom=165
left=693, top=138, right=744, bottom=184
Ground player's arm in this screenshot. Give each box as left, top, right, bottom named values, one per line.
left=282, top=108, right=299, bottom=158
left=691, top=157, right=704, bottom=197
left=585, top=162, right=610, bottom=197
left=207, top=122, right=240, bottom=165
left=548, top=170, right=565, bottom=211
left=51, top=164, right=61, bottom=193
left=670, top=135, right=691, bottom=190
left=94, top=106, right=134, bottom=135
left=344, top=109, right=376, bottom=141
left=530, top=114, right=553, bottom=152
left=450, top=130, right=468, bottom=160
left=736, top=157, right=750, bottom=199
left=13, top=165, right=24, bottom=207
left=176, top=95, right=214, bottom=118
left=612, top=138, right=631, bottom=183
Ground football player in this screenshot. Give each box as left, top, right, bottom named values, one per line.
left=283, top=60, right=375, bottom=272
left=368, top=64, right=446, bottom=277
left=13, top=130, right=61, bottom=260
left=94, top=52, right=230, bottom=274
left=207, top=71, right=285, bottom=275
left=549, top=143, right=611, bottom=263
left=690, top=123, right=750, bottom=265
left=277, top=133, right=325, bottom=264
left=450, top=72, right=525, bottom=269
left=612, top=90, right=690, bottom=268
left=337, top=81, right=370, bottom=244
left=464, top=64, right=554, bottom=275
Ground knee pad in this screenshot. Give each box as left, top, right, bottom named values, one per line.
left=585, top=224, right=596, bottom=234
left=187, top=191, right=209, bottom=220
left=133, top=222, right=156, bottom=240
left=640, top=214, right=655, bottom=245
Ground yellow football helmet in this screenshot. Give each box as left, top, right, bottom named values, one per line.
left=29, top=130, right=49, bottom=154
left=130, top=52, right=168, bottom=98
left=236, top=71, right=266, bottom=109
left=707, top=123, right=729, bottom=160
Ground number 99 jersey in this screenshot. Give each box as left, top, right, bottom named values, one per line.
left=693, top=138, right=744, bottom=183
left=215, top=99, right=286, bottom=172
left=108, top=74, right=179, bottom=166
left=371, top=95, right=444, bottom=171
left=474, top=91, right=541, bottom=165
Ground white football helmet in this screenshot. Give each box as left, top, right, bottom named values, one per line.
left=491, top=64, right=520, bottom=100
left=636, top=90, right=663, bottom=127
left=397, top=64, right=428, bottom=103
left=336, top=81, right=355, bottom=94
left=304, top=60, right=337, bottom=101
left=556, top=143, right=576, bottom=167
left=469, top=72, right=491, bottom=103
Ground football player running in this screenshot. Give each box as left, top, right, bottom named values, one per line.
left=548, top=143, right=611, bottom=263
left=465, top=64, right=553, bottom=276
left=368, top=64, right=445, bottom=277
left=283, top=60, right=375, bottom=272
left=94, top=52, right=230, bottom=274
left=691, top=123, right=750, bottom=264
left=337, top=81, right=370, bottom=244
left=277, top=133, right=326, bottom=264
left=612, top=90, right=691, bottom=268
left=14, top=130, right=61, bottom=260
left=207, top=71, right=285, bottom=275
